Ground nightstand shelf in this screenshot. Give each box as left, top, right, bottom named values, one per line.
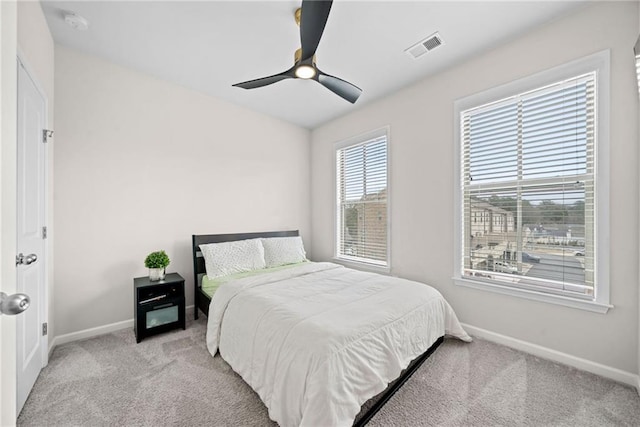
left=134, top=273, right=185, bottom=343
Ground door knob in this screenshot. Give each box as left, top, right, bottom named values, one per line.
left=16, top=253, right=37, bottom=266
left=0, top=292, right=30, bottom=315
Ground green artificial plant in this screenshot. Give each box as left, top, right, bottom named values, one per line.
left=144, top=250, right=170, bottom=269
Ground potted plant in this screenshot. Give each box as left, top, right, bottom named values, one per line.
left=144, top=250, right=170, bottom=281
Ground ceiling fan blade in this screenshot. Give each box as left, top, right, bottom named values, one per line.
left=232, top=69, right=294, bottom=89
left=300, top=0, right=333, bottom=60
left=317, top=70, right=362, bottom=104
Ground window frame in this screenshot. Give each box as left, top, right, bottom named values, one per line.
left=334, top=126, right=391, bottom=272
left=453, top=51, right=611, bottom=313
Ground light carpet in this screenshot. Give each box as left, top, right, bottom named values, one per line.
left=18, top=316, right=640, bottom=426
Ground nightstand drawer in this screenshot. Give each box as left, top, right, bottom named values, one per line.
left=145, top=301, right=180, bottom=329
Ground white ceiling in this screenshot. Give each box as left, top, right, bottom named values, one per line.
left=41, top=1, right=586, bottom=129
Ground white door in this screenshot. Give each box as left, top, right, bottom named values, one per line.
left=16, top=58, right=47, bottom=415
left=1, top=2, right=19, bottom=424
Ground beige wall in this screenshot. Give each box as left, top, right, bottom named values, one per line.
left=54, top=46, right=310, bottom=336
left=311, top=2, right=639, bottom=373
left=17, top=0, right=55, bottom=348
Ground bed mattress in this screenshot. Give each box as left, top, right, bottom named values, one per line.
left=206, top=262, right=471, bottom=427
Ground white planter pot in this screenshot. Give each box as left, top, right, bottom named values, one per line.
left=149, top=268, right=166, bottom=281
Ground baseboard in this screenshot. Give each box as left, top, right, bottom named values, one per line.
left=461, top=323, right=640, bottom=390
left=49, top=305, right=195, bottom=354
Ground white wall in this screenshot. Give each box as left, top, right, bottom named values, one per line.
left=54, top=46, right=310, bottom=336
left=17, top=0, right=55, bottom=348
left=311, top=2, right=639, bottom=373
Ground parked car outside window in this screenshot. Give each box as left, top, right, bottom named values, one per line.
left=522, top=252, right=541, bottom=263
left=493, top=261, right=518, bottom=274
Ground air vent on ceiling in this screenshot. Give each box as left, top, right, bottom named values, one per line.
left=405, top=32, right=443, bottom=59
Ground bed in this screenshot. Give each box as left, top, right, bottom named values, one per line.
left=192, top=230, right=299, bottom=319
left=192, top=230, right=471, bottom=426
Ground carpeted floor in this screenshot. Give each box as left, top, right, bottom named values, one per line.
left=18, top=316, right=640, bottom=426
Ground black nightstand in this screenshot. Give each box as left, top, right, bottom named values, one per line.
left=134, top=273, right=185, bottom=343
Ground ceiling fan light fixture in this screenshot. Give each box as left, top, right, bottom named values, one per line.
left=295, top=65, right=316, bottom=79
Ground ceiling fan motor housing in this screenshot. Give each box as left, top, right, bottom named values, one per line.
left=294, top=48, right=316, bottom=66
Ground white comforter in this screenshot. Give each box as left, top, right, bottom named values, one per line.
left=206, top=262, right=471, bottom=427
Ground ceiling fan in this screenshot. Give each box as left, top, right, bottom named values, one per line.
left=232, top=0, right=362, bottom=104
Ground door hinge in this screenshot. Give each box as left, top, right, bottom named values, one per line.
left=42, top=226, right=47, bottom=239
left=42, top=129, right=54, bottom=143
left=42, top=322, right=48, bottom=336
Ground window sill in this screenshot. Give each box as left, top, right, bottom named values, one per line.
left=332, top=257, right=391, bottom=274
left=453, top=276, right=612, bottom=314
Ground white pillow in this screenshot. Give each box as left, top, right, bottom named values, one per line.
left=262, top=236, right=307, bottom=268
left=199, top=238, right=265, bottom=279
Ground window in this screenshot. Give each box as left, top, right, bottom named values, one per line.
left=335, top=128, right=389, bottom=267
left=454, top=51, right=610, bottom=313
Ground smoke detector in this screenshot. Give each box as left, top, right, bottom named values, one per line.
left=64, top=13, right=89, bottom=31
left=405, top=32, right=443, bottom=59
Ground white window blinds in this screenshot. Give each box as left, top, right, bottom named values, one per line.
left=336, top=133, right=388, bottom=266
left=635, top=36, right=640, bottom=97
left=461, top=73, right=596, bottom=298
left=636, top=47, right=640, bottom=97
